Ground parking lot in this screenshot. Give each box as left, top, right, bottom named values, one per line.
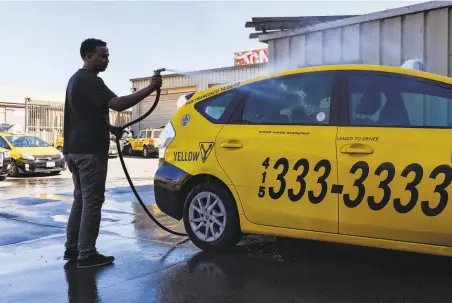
left=1, top=156, right=452, bottom=303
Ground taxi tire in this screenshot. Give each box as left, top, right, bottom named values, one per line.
left=9, top=160, right=20, bottom=177
left=0, top=175, right=6, bottom=181
left=143, top=146, right=150, bottom=158
left=183, top=181, right=242, bottom=252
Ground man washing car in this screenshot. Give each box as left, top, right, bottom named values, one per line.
left=63, top=38, right=162, bottom=268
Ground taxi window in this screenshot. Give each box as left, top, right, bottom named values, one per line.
left=195, top=90, right=236, bottom=123
left=240, top=72, right=334, bottom=125
left=147, top=131, right=152, bottom=138
left=153, top=130, right=161, bottom=138
left=6, top=135, right=50, bottom=147
left=0, top=137, right=9, bottom=149
left=139, top=131, right=146, bottom=138
left=347, top=73, right=452, bottom=128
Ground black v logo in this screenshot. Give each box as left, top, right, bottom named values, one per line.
left=199, top=142, right=215, bottom=163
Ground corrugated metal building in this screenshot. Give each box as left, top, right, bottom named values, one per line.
left=250, top=1, right=452, bottom=76
left=129, top=63, right=268, bottom=133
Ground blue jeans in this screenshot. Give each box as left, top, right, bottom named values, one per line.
left=64, top=154, right=108, bottom=260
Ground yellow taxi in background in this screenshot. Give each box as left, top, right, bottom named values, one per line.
left=54, top=136, right=64, bottom=152
left=0, top=132, right=65, bottom=177
left=126, top=128, right=162, bottom=158
left=154, top=61, right=452, bottom=257
left=54, top=135, right=119, bottom=158
left=0, top=147, right=11, bottom=181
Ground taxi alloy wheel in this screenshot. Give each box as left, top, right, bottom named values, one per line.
left=183, top=182, right=242, bottom=251
left=128, top=145, right=133, bottom=155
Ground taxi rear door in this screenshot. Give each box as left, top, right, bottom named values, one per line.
left=135, top=130, right=146, bottom=151
left=215, top=71, right=341, bottom=233
left=336, top=70, right=452, bottom=246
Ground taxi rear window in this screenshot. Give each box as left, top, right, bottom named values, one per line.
left=347, top=72, right=452, bottom=128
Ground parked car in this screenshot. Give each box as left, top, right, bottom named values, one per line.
left=124, top=128, right=162, bottom=158
left=54, top=135, right=118, bottom=158
left=154, top=61, right=452, bottom=258
left=0, top=147, right=11, bottom=181
left=0, top=131, right=66, bottom=177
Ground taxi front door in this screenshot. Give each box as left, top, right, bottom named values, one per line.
left=215, top=71, right=340, bottom=233
left=337, top=71, right=452, bottom=247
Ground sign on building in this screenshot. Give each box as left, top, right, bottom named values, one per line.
left=234, top=48, right=268, bottom=66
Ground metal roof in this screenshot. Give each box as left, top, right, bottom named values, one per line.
left=130, top=62, right=268, bottom=82
left=246, top=16, right=357, bottom=39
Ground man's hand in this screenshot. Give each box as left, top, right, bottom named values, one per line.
left=149, top=75, right=163, bottom=90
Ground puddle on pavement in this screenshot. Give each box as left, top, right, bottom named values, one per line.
left=52, top=214, right=69, bottom=223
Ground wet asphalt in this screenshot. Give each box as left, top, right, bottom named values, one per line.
left=1, top=157, right=452, bottom=303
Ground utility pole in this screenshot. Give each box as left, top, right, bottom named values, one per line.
left=24, top=97, right=30, bottom=133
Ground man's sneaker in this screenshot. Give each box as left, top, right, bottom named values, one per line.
left=77, top=253, right=115, bottom=269
left=63, top=248, right=79, bottom=261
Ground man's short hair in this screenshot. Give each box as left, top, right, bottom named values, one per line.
left=80, top=38, right=107, bottom=59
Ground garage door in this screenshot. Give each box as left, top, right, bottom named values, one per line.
left=138, top=87, right=196, bottom=130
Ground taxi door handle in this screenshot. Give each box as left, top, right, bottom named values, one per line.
left=221, top=142, right=243, bottom=149
left=340, top=145, right=373, bottom=154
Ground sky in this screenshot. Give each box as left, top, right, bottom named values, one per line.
left=0, top=0, right=426, bottom=100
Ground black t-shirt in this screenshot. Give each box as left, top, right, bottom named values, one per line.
left=63, top=69, right=117, bottom=156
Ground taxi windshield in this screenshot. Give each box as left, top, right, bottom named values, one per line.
left=6, top=135, right=50, bottom=147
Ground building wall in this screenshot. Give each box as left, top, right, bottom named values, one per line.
left=138, top=86, right=197, bottom=130
left=0, top=103, right=25, bottom=129
left=130, top=63, right=268, bottom=133
left=266, top=5, right=452, bottom=77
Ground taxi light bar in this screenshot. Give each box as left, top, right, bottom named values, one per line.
left=401, top=59, right=425, bottom=71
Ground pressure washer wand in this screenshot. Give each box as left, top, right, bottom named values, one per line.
left=110, top=68, right=187, bottom=237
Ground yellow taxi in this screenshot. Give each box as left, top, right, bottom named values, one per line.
left=0, top=131, right=66, bottom=177
left=54, top=135, right=119, bottom=158
left=0, top=147, right=11, bottom=181
left=154, top=61, right=452, bottom=257
left=127, top=128, right=163, bottom=158
left=54, top=136, right=64, bottom=152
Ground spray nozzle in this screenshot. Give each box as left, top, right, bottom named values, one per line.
left=154, top=68, right=166, bottom=75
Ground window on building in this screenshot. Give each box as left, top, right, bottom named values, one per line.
left=348, top=73, right=452, bottom=128
left=240, top=72, right=334, bottom=125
